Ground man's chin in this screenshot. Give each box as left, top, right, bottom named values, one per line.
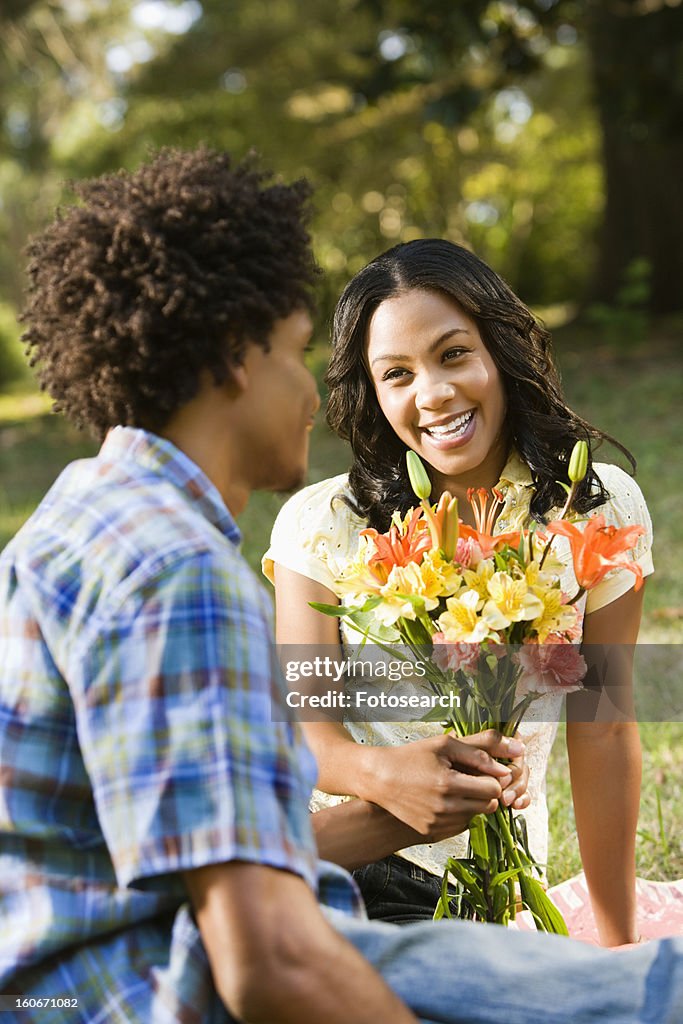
left=270, top=467, right=307, bottom=495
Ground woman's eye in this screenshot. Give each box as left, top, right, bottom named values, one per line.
left=443, top=347, right=466, bottom=361
left=382, top=367, right=409, bottom=382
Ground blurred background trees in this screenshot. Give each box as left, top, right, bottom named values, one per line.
left=1, top=0, right=682, bottom=386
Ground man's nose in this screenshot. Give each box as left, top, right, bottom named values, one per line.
left=312, top=385, right=321, bottom=415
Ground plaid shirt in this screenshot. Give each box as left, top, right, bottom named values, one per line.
left=0, top=427, right=362, bottom=1022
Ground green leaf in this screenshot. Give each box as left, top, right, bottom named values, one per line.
left=468, top=814, right=489, bottom=863
left=444, top=857, right=478, bottom=888
left=485, top=654, right=499, bottom=673
left=434, top=870, right=455, bottom=920
left=489, top=867, right=523, bottom=888
left=519, top=874, right=569, bottom=935
left=308, top=600, right=348, bottom=616
left=420, top=705, right=454, bottom=723
left=492, top=879, right=512, bottom=923
left=442, top=858, right=487, bottom=914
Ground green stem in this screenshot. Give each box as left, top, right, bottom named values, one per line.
left=539, top=479, right=580, bottom=569
left=495, top=807, right=524, bottom=919
left=496, top=806, right=524, bottom=871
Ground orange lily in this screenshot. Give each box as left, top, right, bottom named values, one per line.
left=546, top=514, right=645, bottom=592
left=360, top=507, right=432, bottom=583
left=459, top=487, right=521, bottom=559
left=428, top=491, right=460, bottom=560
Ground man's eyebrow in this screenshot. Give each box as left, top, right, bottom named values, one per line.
left=370, top=327, right=470, bottom=367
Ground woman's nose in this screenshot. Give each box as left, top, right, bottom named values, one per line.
left=415, top=376, right=457, bottom=410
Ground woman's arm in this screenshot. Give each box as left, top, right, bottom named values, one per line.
left=566, top=585, right=644, bottom=947
left=273, top=564, right=529, bottom=839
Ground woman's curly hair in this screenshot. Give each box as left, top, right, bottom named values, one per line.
left=21, top=146, right=320, bottom=438
left=327, top=238, right=635, bottom=530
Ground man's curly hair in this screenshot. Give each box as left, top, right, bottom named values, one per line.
left=21, top=146, right=319, bottom=438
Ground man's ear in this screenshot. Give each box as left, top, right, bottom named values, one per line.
left=225, top=359, right=249, bottom=394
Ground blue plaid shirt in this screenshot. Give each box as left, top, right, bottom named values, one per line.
left=0, top=427, right=361, bottom=1022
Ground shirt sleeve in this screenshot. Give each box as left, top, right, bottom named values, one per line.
left=262, top=474, right=362, bottom=594
left=67, top=550, right=320, bottom=892
left=585, top=464, right=654, bottom=614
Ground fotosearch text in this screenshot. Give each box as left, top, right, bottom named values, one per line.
left=285, top=689, right=461, bottom=710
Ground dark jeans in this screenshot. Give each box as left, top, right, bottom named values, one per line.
left=353, top=854, right=458, bottom=925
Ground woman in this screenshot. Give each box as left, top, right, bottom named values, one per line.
left=263, top=239, right=652, bottom=944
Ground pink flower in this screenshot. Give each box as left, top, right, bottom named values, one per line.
left=454, top=536, right=483, bottom=568
left=432, top=634, right=481, bottom=675
left=514, top=639, right=586, bottom=696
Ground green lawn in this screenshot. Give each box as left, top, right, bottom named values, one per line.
left=1, top=323, right=681, bottom=883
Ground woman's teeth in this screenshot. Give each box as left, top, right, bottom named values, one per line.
left=425, top=410, right=474, bottom=438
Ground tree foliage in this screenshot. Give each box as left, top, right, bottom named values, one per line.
left=345, top=0, right=683, bottom=313
left=0, top=0, right=681, bottom=378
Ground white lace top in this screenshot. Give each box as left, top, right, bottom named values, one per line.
left=263, top=453, right=654, bottom=877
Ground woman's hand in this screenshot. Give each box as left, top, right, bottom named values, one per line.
left=360, top=730, right=528, bottom=841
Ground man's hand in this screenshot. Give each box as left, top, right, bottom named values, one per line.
left=361, top=730, right=528, bottom=840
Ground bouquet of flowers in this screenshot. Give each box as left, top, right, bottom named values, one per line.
left=312, top=442, right=645, bottom=933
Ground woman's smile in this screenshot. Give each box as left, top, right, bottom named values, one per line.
left=420, top=408, right=477, bottom=447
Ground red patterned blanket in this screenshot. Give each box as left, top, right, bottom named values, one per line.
left=513, top=874, right=683, bottom=943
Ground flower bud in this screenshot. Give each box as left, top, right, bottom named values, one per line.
left=568, top=440, right=588, bottom=484
left=406, top=450, right=432, bottom=500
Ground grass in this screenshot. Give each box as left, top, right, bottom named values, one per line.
left=546, top=722, right=683, bottom=885
left=1, top=322, right=681, bottom=884
left=542, top=322, right=683, bottom=882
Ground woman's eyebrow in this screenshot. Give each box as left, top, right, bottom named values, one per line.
left=369, top=327, right=470, bottom=367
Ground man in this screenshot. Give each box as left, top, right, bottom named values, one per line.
left=0, top=147, right=679, bottom=1023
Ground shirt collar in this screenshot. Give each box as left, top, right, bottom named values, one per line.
left=492, top=449, right=535, bottom=533
left=99, top=426, right=242, bottom=546
left=497, top=449, right=534, bottom=489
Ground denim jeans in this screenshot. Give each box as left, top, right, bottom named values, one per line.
left=328, top=908, right=683, bottom=1023
left=353, top=854, right=458, bottom=925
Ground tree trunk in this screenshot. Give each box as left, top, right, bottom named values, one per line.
left=586, top=0, right=683, bottom=314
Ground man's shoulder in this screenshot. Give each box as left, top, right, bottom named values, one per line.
left=3, top=456, right=252, bottom=614
left=22, top=464, right=215, bottom=551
